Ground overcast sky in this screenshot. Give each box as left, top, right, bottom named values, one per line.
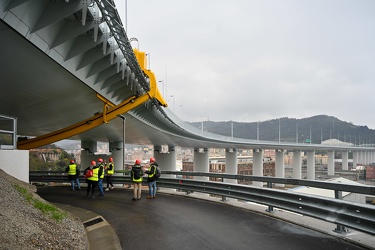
left=114, top=0, right=375, bottom=129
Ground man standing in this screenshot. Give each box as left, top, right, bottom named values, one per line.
left=66, top=159, right=80, bottom=191
left=131, top=159, right=143, bottom=200
left=145, top=157, right=158, bottom=199
left=97, top=158, right=105, bottom=197
left=85, top=160, right=101, bottom=199
left=105, top=157, right=115, bottom=191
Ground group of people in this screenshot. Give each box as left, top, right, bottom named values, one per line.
left=84, top=157, right=116, bottom=199
left=66, top=157, right=115, bottom=199
left=65, top=156, right=159, bottom=200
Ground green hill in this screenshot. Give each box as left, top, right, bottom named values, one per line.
left=189, top=115, right=375, bottom=145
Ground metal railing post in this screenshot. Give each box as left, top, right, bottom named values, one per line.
left=333, top=190, right=348, bottom=234
left=220, top=177, right=227, bottom=202
left=266, top=181, right=274, bottom=212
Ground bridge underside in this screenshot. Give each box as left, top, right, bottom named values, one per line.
left=0, top=1, right=367, bottom=152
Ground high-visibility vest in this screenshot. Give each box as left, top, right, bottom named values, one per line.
left=107, top=163, right=115, bottom=175
left=68, top=164, right=77, bottom=176
left=98, top=164, right=105, bottom=179
left=88, top=167, right=99, bottom=181
left=148, top=165, right=156, bottom=178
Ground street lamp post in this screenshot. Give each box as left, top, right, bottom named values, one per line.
left=118, top=115, right=126, bottom=171
left=158, top=80, right=164, bottom=98
left=170, top=95, right=175, bottom=112
left=180, top=105, right=183, bottom=120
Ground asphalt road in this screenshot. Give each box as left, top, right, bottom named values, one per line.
left=36, top=186, right=368, bottom=250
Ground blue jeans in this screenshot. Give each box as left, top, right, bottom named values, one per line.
left=98, top=178, right=104, bottom=195
left=70, top=178, right=80, bottom=190
left=148, top=181, right=157, bottom=197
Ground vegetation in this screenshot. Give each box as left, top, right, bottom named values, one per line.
left=14, top=184, right=67, bottom=221
left=29, top=144, right=76, bottom=171
left=190, top=115, right=375, bottom=145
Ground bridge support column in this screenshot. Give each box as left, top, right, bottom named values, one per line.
left=154, top=145, right=176, bottom=178
left=225, top=149, right=237, bottom=184
left=194, top=148, right=209, bottom=181
left=353, top=151, right=358, bottom=169
left=81, top=141, right=97, bottom=168
left=342, top=151, right=348, bottom=170
left=275, top=149, right=285, bottom=187
left=359, top=151, right=364, bottom=165
left=293, top=150, right=302, bottom=179
left=306, top=150, right=315, bottom=180
left=366, top=151, right=371, bottom=164
left=327, top=151, right=335, bottom=176
left=109, top=142, right=125, bottom=173
left=252, top=149, right=263, bottom=187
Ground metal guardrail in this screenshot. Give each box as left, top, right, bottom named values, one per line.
left=29, top=171, right=375, bottom=235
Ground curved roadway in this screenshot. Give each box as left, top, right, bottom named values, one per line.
left=36, top=186, right=368, bottom=250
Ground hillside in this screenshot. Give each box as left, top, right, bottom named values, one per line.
left=0, top=169, right=86, bottom=249
left=189, top=115, right=375, bottom=144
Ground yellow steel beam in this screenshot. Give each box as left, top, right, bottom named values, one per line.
left=17, top=94, right=146, bottom=150
left=17, top=48, right=167, bottom=150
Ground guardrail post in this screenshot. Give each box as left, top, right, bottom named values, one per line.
left=333, top=190, right=348, bottom=234
left=266, top=181, right=274, bottom=212
left=220, top=177, right=227, bottom=202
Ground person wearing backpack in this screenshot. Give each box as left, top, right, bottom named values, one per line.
left=145, top=157, right=159, bottom=199
left=131, top=159, right=143, bottom=201
left=84, top=160, right=101, bottom=199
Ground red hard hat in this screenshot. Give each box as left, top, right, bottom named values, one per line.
left=98, top=158, right=103, bottom=163
left=135, top=159, right=141, bottom=165
left=70, top=159, right=75, bottom=164
left=91, top=160, right=96, bottom=166
left=150, top=157, right=155, bottom=163
left=109, top=157, right=113, bottom=162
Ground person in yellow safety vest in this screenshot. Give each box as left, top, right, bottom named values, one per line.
left=84, top=160, right=101, bottom=199
left=145, top=157, right=158, bottom=199
left=105, top=157, right=115, bottom=191
left=66, top=159, right=81, bottom=191
left=131, top=159, right=143, bottom=201
left=97, top=158, right=105, bottom=197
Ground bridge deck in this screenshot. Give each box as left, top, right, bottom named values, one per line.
left=36, top=186, right=372, bottom=250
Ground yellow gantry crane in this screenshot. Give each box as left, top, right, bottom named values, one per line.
left=17, top=48, right=167, bottom=150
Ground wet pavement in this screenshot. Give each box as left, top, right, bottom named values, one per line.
left=36, top=185, right=374, bottom=250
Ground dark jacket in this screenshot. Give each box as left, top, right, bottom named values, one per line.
left=145, top=162, right=158, bottom=182
left=131, top=164, right=143, bottom=182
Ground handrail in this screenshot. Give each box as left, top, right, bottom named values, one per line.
left=29, top=170, right=375, bottom=195
left=29, top=171, right=375, bottom=235
left=164, top=171, right=375, bottom=195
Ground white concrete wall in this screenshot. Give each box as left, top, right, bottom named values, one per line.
left=0, top=150, right=29, bottom=183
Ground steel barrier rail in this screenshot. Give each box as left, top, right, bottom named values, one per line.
left=156, top=178, right=375, bottom=235
left=29, top=171, right=375, bottom=235
left=29, top=170, right=375, bottom=195
left=164, top=171, right=375, bottom=195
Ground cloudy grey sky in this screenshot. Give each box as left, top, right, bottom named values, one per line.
left=114, top=0, right=375, bottom=129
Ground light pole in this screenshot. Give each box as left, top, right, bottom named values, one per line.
left=118, top=114, right=126, bottom=170
left=180, top=105, right=183, bottom=120
left=158, top=80, right=164, bottom=98
left=170, top=95, right=175, bottom=112
left=278, top=118, right=281, bottom=142
left=296, top=122, right=298, bottom=143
